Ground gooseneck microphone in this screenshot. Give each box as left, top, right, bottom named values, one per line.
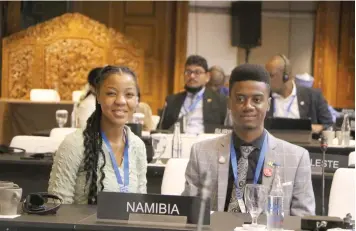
left=197, top=171, right=211, bottom=231
left=157, top=101, right=167, bottom=130
left=320, top=135, right=328, bottom=216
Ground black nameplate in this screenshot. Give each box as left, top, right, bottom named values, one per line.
left=309, top=153, right=348, bottom=172
left=301, top=216, right=343, bottom=230
left=97, top=192, right=210, bottom=225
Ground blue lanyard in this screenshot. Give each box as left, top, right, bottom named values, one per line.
left=230, top=134, right=267, bottom=197
left=101, top=131, right=129, bottom=192
left=273, top=95, right=296, bottom=117
left=183, top=91, right=204, bottom=115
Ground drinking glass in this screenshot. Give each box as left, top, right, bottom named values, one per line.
left=151, top=135, right=167, bottom=165
left=55, top=110, right=68, bottom=128
left=244, top=184, right=268, bottom=227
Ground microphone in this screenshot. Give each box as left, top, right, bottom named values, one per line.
left=157, top=101, right=167, bottom=130
left=320, top=135, right=328, bottom=216
left=197, top=170, right=212, bottom=231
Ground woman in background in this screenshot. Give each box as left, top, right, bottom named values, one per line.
left=75, top=67, right=102, bottom=128
left=135, top=91, right=155, bottom=131
left=49, top=65, right=147, bottom=204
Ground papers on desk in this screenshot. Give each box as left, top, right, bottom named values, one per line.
left=0, top=214, right=20, bottom=219
left=234, top=224, right=293, bottom=231
left=234, top=224, right=266, bottom=231
left=147, top=163, right=166, bottom=167
left=142, top=131, right=150, bottom=138
left=327, top=229, right=353, bottom=231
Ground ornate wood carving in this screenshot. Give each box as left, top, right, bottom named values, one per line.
left=8, top=46, right=34, bottom=99
left=2, top=13, right=144, bottom=100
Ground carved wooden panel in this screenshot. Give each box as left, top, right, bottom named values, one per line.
left=2, top=13, right=144, bottom=100
left=7, top=46, right=34, bottom=99
left=44, top=39, right=105, bottom=100
left=71, top=1, right=188, bottom=113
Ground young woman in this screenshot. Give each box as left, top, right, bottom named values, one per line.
left=48, top=66, right=147, bottom=204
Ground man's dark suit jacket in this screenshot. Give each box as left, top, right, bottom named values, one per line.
left=158, top=88, right=227, bottom=132
left=267, top=86, right=333, bottom=129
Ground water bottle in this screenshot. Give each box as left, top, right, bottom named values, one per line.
left=172, top=122, right=182, bottom=158
left=341, top=114, right=351, bottom=146
left=267, top=163, right=284, bottom=231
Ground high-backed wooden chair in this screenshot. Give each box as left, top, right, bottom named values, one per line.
left=2, top=13, right=144, bottom=100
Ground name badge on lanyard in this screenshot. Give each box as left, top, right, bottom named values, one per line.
left=229, top=135, right=267, bottom=213
left=101, top=131, right=130, bottom=193
left=182, top=91, right=204, bottom=117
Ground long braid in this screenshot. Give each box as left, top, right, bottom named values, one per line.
left=83, top=101, right=107, bottom=204
left=82, top=65, right=138, bottom=204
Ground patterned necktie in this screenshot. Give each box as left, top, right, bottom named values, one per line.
left=228, top=145, right=255, bottom=213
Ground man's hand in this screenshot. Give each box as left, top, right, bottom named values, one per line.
left=312, top=124, right=324, bottom=134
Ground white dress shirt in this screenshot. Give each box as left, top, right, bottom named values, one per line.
left=272, top=82, right=300, bottom=119
left=178, top=88, right=205, bottom=135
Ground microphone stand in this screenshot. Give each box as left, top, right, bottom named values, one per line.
left=157, top=102, right=167, bottom=130
left=320, top=136, right=328, bottom=216
left=197, top=171, right=211, bottom=231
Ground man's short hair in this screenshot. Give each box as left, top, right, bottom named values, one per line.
left=185, top=55, right=208, bottom=72
left=229, top=64, right=270, bottom=93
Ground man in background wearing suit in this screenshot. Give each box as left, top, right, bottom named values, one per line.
left=158, top=55, right=227, bottom=134
left=265, top=54, right=333, bottom=134
left=182, top=64, right=315, bottom=216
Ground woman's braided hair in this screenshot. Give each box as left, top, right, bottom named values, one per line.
left=82, top=65, right=138, bottom=204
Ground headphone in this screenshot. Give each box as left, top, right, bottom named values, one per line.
left=22, top=193, right=62, bottom=215
left=0, top=145, right=25, bottom=154
left=278, top=54, right=289, bottom=83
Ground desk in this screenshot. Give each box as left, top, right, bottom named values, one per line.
left=0, top=152, right=343, bottom=216
left=0, top=99, right=74, bottom=145
left=0, top=204, right=302, bottom=231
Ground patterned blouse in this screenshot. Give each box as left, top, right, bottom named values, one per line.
left=48, top=126, right=147, bottom=204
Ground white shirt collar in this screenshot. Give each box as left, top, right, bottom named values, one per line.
left=187, top=87, right=205, bottom=98
left=272, top=81, right=297, bottom=99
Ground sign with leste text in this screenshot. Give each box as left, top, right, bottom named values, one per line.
left=309, top=153, right=348, bottom=172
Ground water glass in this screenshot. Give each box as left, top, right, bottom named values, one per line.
left=56, top=110, right=68, bottom=128
left=151, top=135, right=167, bottom=165
left=244, top=184, right=268, bottom=227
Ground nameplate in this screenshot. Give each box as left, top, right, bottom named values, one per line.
left=309, top=153, right=348, bottom=172
left=214, top=128, right=232, bottom=134
left=97, top=192, right=210, bottom=225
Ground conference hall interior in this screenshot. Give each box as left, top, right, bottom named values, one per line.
left=0, top=1, right=354, bottom=230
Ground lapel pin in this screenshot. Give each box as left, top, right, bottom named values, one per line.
left=267, top=161, right=274, bottom=167
left=218, top=156, right=226, bottom=164
left=207, top=98, right=212, bottom=103
left=263, top=168, right=273, bottom=177
left=300, top=101, right=305, bottom=106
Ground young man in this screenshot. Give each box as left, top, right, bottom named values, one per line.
left=158, top=55, right=227, bottom=134
left=182, top=64, right=315, bottom=216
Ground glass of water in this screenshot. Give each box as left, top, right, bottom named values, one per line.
left=55, top=110, right=68, bottom=128
left=151, top=135, right=167, bottom=165
left=244, top=184, right=268, bottom=227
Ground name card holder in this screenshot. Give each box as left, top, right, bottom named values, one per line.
left=97, top=192, right=210, bottom=228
